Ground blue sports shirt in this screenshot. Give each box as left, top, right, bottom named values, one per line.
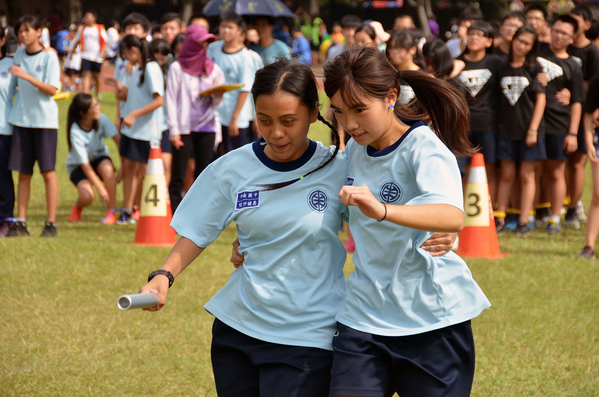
left=337, top=121, right=491, bottom=336
left=172, top=140, right=348, bottom=350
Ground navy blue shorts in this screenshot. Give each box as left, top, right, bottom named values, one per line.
left=161, top=130, right=172, bottom=154
left=497, top=138, right=547, bottom=162
left=221, top=126, right=253, bottom=153
left=69, top=156, right=112, bottom=186
left=64, top=68, right=81, bottom=76
left=469, top=131, right=497, bottom=164
left=329, top=321, right=476, bottom=397
left=545, top=135, right=569, bottom=160
left=211, top=319, right=333, bottom=397
left=0, top=134, right=14, bottom=221
left=81, top=59, right=102, bottom=73
left=8, top=126, right=57, bottom=174
left=119, top=134, right=150, bottom=163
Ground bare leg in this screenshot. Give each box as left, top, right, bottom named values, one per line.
left=42, top=170, right=58, bottom=223
left=519, top=162, right=537, bottom=224
left=96, top=159, right=117, bottom=209
left=17, top=173, right=32, bottom=219
left=544, top=159, right=567, bottom=217
left=496, top=161, right=516, bottom=224
left=75, top=180, right=95, bottom=208
left=586, top=160, right=599, bottom=248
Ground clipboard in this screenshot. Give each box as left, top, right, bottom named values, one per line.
left=199, top=83, right=245, bottom=96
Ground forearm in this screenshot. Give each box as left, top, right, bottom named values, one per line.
left=25, top=74, right=58, bottom=96
left=569, top=103, right=582, bottom=133
left=80, top=163, right=104, bottom=190
left=129, top=95, right=164, bottom=119
left=528, top=93, right=546, bottom=132
left=584, top=112, right=595, bottom=143
left=159, top=237, right=205, bottom=278
left=385, top=204, right=464, bottom=232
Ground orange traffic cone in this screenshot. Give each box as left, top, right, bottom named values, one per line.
left=457, top=153, right=503, bottom=258
left=134, top=146, right=177, bottom=247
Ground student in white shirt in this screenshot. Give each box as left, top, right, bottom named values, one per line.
left=70, top=10, right=108, bottom=97
left=117, top=35, right=165, bottom=224
left=324, top=46, right=490, bottom=397
left=7, top=15, right=61, bottom=237
left=66, top=94, right=121, bottom=224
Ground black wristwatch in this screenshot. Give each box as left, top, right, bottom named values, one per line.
left=148, top=270, right=174, bottom=288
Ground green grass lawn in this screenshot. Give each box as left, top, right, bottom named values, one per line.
left=1, top=92, right=598, bottom=396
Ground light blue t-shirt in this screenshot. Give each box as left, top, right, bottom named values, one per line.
left=250, top=39, right=291, bottom=66
left=0, top=57, right=17, bottom=136
left=207, top=41, right=255, bottom=128
left=172, top=140, right=349, bottom=351
left=65, top=114, right=118, bottom=175
left=337, top=121, right=490, bottom=336
left=121, top=61, right=165, bottom=142
left=8, top=47, right=61, bottom=129
left=114, top=57, right=136, bottom=116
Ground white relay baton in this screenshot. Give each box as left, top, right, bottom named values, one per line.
left=117, top=293, right=159, bottom=310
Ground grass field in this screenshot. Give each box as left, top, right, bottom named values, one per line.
left=1, top=92, right=598, bottom=396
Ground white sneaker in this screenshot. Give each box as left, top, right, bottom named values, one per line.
left=576, top=201, right=587, bottom=223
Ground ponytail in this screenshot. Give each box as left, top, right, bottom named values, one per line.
left=120, top=35, right=155, bottom=86
left=324, top=46, right=473, bottom=157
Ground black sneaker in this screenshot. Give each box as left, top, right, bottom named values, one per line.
left=580, top=246, right=595, bottom=259
left=514, top=222, right=529, bottom=237
left=564, top=207, right=580, bottom=229
left=7, top=221, right=29, bottom=237
left=40, top=222, right=58, bottom=237
left=116, top=210, right=136, bottom=225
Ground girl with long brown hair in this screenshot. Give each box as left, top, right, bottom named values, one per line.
left=324, top=45, right=490, bottom=397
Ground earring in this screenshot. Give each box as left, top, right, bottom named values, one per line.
left=390, top=104, right=394, bottom=111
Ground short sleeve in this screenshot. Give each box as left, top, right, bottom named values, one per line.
left=584, top=77, right=599, bottom=113
left=405, top=130, right=464, bottom=211
left=170, top=165, right=235, bottom=248
left=45, top=52, right=61, bottom=90
left=145, top=62, right=165, bottom=97
left=569, top=65, right=585, bottom=105
left=69, top=130, right=90, bottom=166
left=99, top=114, right=118, bottom=138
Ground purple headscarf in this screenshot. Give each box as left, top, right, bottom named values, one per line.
left=178, top=25, right=217, bottom=76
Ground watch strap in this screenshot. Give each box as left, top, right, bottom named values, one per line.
left=148, top=270, right=174, bottom=288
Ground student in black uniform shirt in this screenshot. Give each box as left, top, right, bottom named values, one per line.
left=564, top=6, right=599, bottom=229
left=537, top=15, right=585, bottom=234
left=495, top=26, right=546, bottom=237
left=494, top=11, right=526, bottom=60
left=455, top=21, right=503, bottom=203
left=581, top=76, right=599, bottom=259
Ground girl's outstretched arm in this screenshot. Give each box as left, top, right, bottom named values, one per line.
left=339, top=185, right=464, bottom=232
left=139, top=237, right=205, bottom=311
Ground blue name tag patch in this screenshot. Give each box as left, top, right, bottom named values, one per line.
left=236, top=190, right=260, bottom=211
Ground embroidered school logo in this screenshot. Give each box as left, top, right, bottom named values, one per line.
left=501, top=76, right=530, bottom=106
left=35, top=65, right=42, bottom=72
left=458, top=69, right=492, bottom=97
left=307, top=189, right=328, bottom=213
left=379, top=181, right=402, bottom=203
left=571, top=56, right=582, bottom=68
left=235, top=190, right=260, bottom=211
left=0, top=71, right=7, bottom=78
left=346, top=177, right=355, bottom=186
left=536, top=57, right=563, bottom=82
